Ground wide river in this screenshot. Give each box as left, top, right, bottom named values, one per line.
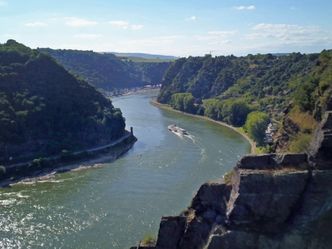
left=0, top=91, right=250, bottom=249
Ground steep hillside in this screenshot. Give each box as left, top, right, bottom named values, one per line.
left=39, top=48, right=170, bottom=90
left=0, top=40, right=126, bottom=165
left=132, top=98, right=332, bottom=249
left=158, top=51, right=332, bottom=152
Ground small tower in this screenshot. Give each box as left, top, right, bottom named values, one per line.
left=130, top=126, right=133, bottom=135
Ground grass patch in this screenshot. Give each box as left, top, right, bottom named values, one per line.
left=141, top=234, right=156, bottom=246
left=223, top=170, right=234, bottom=185
left=256, top=145, right=273, bottom=154
left=289, top=106, right=318, bottom=133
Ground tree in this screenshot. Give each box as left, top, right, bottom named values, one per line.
left=244, top=111, right=270, bottom=145
left=170, top=93, right=196, bottom=113
left=222, top=100, right=251, bottom=126
left=202, top=98, right=223, bottom=120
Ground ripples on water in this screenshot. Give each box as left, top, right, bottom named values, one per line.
left=0, top=92, right=250, bottom=249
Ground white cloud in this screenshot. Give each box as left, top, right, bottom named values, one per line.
left=234, top=5, right=256, bottom=10
left=240, top=23, right=332, bottom=54
left=65, top=17, right=97, bottom=27
left=248, top=23, right=328, bottom=45
left=109, top=20, right=130, bottom=29
left=109, top=20, right=144, bottom=30
left=185, top=16, right=197, bottom=22
left=73, top=33, right=102, bottom=40
left=130, top=24, right=144, bottom=30
left=24, top=21, right=48, bottom=27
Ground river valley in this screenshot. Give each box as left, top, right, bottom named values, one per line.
left=0, top=91, right=250, bottom=249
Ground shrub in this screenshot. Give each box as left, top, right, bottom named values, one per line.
left=170, top=93, right=196, bottom=113
left=244, top=111, right=270, bottom=146
left=223, top=170, right=234, bottom=185
left=141, top=234, right=156, bottom=246
left=289, top=106, right=317, bottom=133
left=289, top=133, right=312, bottom=153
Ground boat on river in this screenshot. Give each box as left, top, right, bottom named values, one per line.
left=168, top=124, right=190, bottom=137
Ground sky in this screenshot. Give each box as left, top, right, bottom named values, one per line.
left=0, top=0, right=332, bottom=56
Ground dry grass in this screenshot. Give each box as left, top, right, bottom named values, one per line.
left=289, top=106, right=318, bottom=133
left=289, top=133, right=312, bottom=153
left=223, top=170, right=234, bottom=185
left=141, top=234, right=156, bottom=246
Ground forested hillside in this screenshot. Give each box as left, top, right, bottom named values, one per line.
left=158, top=51, right=332, bottom=152
left=0, top=40, right=126, bottom=164
left=39, top=48, right=170, bottom=90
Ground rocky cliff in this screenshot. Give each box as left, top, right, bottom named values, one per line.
left=132, top=110, right=332, bottom=249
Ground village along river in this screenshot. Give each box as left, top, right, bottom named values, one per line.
left=0, top=91, right=250, bottom=249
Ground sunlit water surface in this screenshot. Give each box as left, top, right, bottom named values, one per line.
left=0, top=91, right=250, bottom=249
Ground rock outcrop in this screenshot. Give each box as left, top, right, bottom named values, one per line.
left=131, top=110, right=332, bottom=249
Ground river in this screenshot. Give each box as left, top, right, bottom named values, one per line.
left=0, top=91, right=250, bottom=249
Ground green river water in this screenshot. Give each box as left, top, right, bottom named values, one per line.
left=0, top=91, right=250, bottom=249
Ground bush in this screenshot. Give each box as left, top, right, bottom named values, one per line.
left=222, top=100, right=251, bottom=126
left=289, top=133, right=312, bottom=153
left=141, top=234, right=156, bottom=246
left=289, top=106, right=317, bottom=133
left=223, top=170, right=234, bottom=185
left=170, top=93, right=196, bottom=113
left=244, top=111, right=270, bottom=146
left=203, top=98, right=223, bottom=120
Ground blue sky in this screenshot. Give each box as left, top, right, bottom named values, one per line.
left=0, top=0, right=331, bottom=56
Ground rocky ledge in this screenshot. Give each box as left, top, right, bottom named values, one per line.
left=132, top=111, right=332, bottom=249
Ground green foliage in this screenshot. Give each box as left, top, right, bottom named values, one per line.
left=223, top=170, right=234, bottom=185
left=244, top=111, right=270, bottom=146
left=202, top=98, right=250, bottom=126
left=293, top=50, right=332, bottom=119
left=223, top=100, right=251, bottom=126
left=158, top=52, right=320, bottom=116
left=170, top=93, right=196, bottom=113
left=256, top=145, right=273, bottom=154
left=39, top=48, right=170, bottom=90
left=294, top=77, right=318, bottom=112
left=141, top=234, right=156, bottom=246
left=203, top=98, right=223, bottom=120
left=289, top=133, right=312, bottom=153
left=0, top=40, right=126, bottom=164
left=158, top=50, right=332, bottom=153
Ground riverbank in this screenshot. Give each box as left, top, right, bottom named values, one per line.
left=151, top=100, right=256, bottom=154
left=0, top=132, right=137, bottom=187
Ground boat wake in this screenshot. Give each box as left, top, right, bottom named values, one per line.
left=168, top=124, right=196, bottom=143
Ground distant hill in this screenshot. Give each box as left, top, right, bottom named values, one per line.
left=110, top=52, right=177, bottom=61
left=158, top=51, right=332, bottom=152
left=0, top=40, right=126, bottom=164
left=39, top=48, right=171, bottom=90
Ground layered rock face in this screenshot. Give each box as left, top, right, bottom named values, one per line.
left=132, top=110, right=332, bottom=249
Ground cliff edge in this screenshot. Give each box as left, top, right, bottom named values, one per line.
left=132, top=109, right=332, bottom=249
